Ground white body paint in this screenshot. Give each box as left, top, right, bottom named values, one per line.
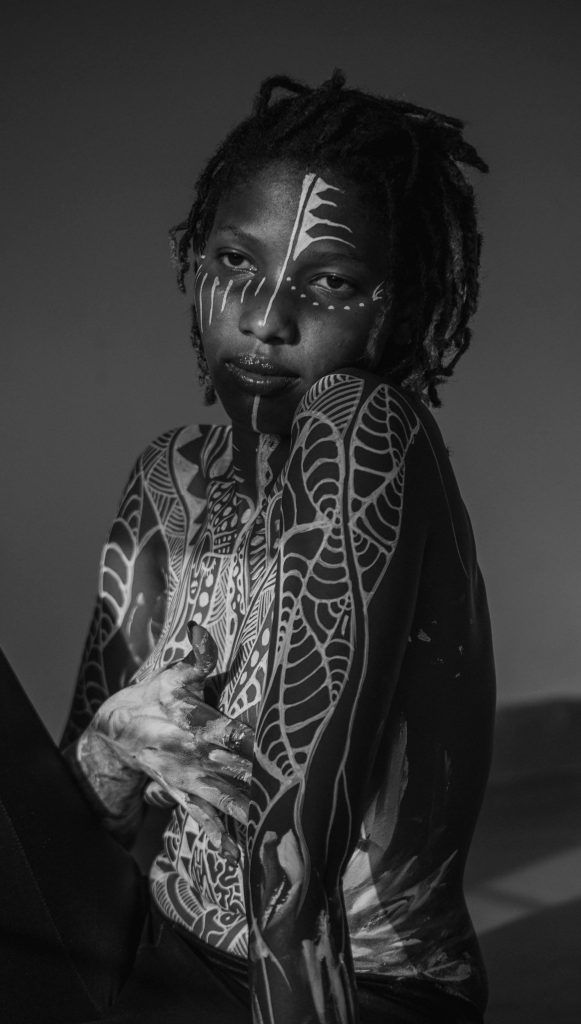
left=208, top=276, right=220, bottom=325
left=260, top=174, right=355, bottom=328
left=251, top=396, right=260, bottom=432
left=220, top=279, right=233, bottom=312
left=197, top=271, right=209, bottom=330
left=194, top=175, right=388, bottom=372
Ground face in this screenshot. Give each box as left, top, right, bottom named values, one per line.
left=194, top=162, right=389, bottom=436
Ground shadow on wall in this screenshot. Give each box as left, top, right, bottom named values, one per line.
left=479, top=898, right=581, bottom=1024
left=464, top=701, right=581, bottom=1024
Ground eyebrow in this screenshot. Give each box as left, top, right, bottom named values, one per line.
left=213, top=224, right=368, bottom=265
left=213, top=224, right=257, bottom=242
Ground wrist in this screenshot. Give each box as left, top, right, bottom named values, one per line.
left=64, top=726, right=145, bottom=843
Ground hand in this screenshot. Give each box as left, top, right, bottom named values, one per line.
left=86, top=622, right=254, bottom=860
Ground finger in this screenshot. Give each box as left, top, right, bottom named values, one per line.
left=170, top=788, right=240, bottom=865
left=140, top=757, right=249, bottom=824
left=182, top=622, right=219, bottom=680
left=205, top=747, right=252, bottom=786
left=188, top=775, right=250, bottom=826
left=214, top=717, right=254, bottom=760
left=144, top=779, right=177, bottom=808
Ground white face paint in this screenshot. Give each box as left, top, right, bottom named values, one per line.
left=260, top=173, right=356, bottom=328
left=195, top=173, right=384, bottom=338
left=194, top=163, right=390, bottom=436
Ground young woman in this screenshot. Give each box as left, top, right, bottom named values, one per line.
left=1, top=71, right=495, bottom=1024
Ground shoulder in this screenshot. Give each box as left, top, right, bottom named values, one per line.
left=111, top=423, right=231, bottom=546
left=291, top=371, right=459, bottom=517
left=292, top=370, right=438, bottom=464
left=130, top=422, right=232, bottom=494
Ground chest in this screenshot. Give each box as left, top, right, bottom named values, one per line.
left=147, top=468, right=283, bottom=730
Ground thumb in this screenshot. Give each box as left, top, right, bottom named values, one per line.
left=181, top=621, right=219, bottom=681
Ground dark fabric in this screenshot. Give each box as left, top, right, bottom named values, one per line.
left=98, top=912, right=252, bottom=1024
left=0, top=649, right=147, bottom=1022
left=0, top=649, right=483, bottom=1024
left=170, top=913, right=484, bottom=1024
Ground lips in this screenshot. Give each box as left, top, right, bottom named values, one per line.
left=225, top=355, right=298, bottom=395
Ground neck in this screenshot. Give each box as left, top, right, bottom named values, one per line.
left=232, top=421, right=290, bottom=509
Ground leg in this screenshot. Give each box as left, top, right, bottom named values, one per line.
left=0, top=650, right=146, bottom=1023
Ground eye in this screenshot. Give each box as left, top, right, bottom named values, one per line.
left=218, top=251, right=256, bottom=273
left=312, top=273, right=356, bottom=297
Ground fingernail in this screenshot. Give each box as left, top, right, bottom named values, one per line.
left=187, top=621, right=205, bottom=647
left=221, top=835, right=240, bottom=864
left=187, top=622, right=218, bottom=670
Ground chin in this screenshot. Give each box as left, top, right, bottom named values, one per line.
left=215, top=378, right=302, bottom=437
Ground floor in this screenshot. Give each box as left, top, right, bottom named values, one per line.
left=464, top=772, right=581, bottom=1023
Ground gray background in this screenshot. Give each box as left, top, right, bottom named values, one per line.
left=2, top=0, right=580, bottom=739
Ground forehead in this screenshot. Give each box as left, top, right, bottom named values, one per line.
left=212, top=162, right=388, bottom=265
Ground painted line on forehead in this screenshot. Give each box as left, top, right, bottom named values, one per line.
left=240, top=279, right=252, bottom=304
left=260, top=172, right=319, bottom=328
left=197, top=271, right=209, bottom=331
left=208, top=276, right=220, bottom=325
left=292, top=176, right=355, bottom=261
left=220, top=279, right=233, bottom=312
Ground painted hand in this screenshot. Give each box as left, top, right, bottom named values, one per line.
left=87, top=622, right=254, bottom=861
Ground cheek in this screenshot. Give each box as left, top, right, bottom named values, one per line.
left=194, top=266, right=268, bottom=336
left=302, top=306, right=379, bottom=362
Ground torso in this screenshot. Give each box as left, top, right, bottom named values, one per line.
left=130, top=409, right=494, bottom=1011
left=134, top=424, right=283, bottom=955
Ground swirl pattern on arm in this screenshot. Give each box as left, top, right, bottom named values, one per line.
left=248, top=373, right=420, bottom=1024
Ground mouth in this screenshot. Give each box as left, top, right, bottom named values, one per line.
left=225, top=355, right=298, bottom=395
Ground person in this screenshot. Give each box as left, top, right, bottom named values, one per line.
left=0, top=71, right=496, bottom=1023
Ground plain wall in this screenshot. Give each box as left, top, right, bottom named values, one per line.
left=2, top=0, right=580, bottom=739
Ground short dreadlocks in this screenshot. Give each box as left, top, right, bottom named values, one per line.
left=170, top=70, right=488, bottom=407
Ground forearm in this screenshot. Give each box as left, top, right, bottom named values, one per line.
left=247, top=818, right=358, bottom=1024
left=249, top=881, right=357, bottom=1024
left=62, top=724, right=146, bottom=845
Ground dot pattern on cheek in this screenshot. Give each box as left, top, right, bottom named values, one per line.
left=195, top=264, right=386, bottom=331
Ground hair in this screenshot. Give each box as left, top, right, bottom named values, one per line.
left=169, top=70, right=488, bottom=407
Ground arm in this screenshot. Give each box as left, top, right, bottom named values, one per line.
left=61, top=436, right=174, bottom=838
left=61, top=440, right=172, bottom=748
left=247, top=373, right=426, bottom=1024
left=61, top=429, right=254, bottom=849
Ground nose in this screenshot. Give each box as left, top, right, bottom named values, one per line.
left=238, top=279, right=298, bottom=345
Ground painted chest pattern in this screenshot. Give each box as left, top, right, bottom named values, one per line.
left=133, top=423, right=282, bottom=955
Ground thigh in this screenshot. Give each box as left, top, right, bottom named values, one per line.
left=0, top=650, right=147, bottom=1023
left=103, top=915, right=252, bottom=1024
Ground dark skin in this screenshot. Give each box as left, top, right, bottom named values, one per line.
left=197, top=161, right=390, bottom=440
left=68, top=162, right=494, bottom=1023
left=68, top=163, right=389, bottom=851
